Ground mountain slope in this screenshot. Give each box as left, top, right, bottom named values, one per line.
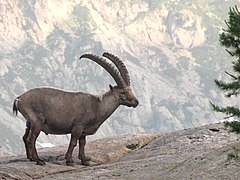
left=0, top=123, right=240, bottom=179
left=0, top=0, right=239, bottom=154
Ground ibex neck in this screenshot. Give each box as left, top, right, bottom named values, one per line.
left=98, top=90, right=120, bottom=121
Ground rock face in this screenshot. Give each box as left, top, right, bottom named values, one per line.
left=1, top=0, right=240, bottom=155
left=1, top=123, right=240, bottom=179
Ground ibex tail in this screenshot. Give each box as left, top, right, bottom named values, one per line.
left=13, top=98, right=19, bottom=116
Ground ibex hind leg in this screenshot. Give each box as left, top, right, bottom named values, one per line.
left=23, top=121, right=31, bottom=160
left=24, top=114, right=45, bottom=165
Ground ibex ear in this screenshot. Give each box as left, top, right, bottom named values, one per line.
left=109, top=84, right=114, bottom=91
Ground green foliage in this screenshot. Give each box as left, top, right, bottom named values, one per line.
left=210, top=102, right=240, bottom=117
left=224, top=121, right=240, bottom=133
left=214, top=79, right=240, bottom=97
left=211, top=6, right=240, bottom=121
left=227, top=145, right=240, bottom=161
left=220, top=6, right=240, bottom=52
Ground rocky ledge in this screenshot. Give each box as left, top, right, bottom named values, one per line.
left=0, top=123, right=240, bottom=179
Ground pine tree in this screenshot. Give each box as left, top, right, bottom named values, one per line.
left=211, top=6, right=240, bottom=132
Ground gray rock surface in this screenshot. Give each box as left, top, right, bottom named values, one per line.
left=1, top=123, right=240, bottom=179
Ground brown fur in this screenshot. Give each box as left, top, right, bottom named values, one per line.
left=13, top=53, right=139, bottom=166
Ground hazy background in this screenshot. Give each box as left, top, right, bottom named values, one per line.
left=0, top=0, right=239, bottom=155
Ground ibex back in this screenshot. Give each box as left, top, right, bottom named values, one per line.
left=13, top=52, right=139, bottom=166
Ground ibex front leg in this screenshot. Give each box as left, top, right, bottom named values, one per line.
left=65, top=126, right=83, bottom=166
left=78, top=136, right=90, bottom=165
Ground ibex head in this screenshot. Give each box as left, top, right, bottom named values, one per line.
left=109, top=85, right=138, bottom=108
left=80, top=52, right=139, bottom=108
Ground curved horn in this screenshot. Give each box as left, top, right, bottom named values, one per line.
left=80, top=54, right=126, bottom=88
left=102, top=52, right=130, bottom=86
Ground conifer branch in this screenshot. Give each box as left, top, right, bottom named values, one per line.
left=211, top=5, right=240, bottom=124
left=210, top=102, right=240, bottom=117
left=223, top=114, right=235, bottom=119
left=225, top=71, right=237, bottom=79
left=235, top=5, right=240, bottom=14
left=226, top=49, right=235, bottom=56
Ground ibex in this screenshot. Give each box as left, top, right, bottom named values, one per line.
left=13, top=52, right=139, bottom=166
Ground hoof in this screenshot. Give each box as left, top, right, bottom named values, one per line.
left=36, top=160, right=46, bottom=166
left=81, top=160, right=90, bottom=166
left=66, top=160, right=74, bottom=166
left=79, top=156, right=91, bottom=165
left=29, top=157, right=37, bottom=162
left=85, top=156, right=91, bottom=161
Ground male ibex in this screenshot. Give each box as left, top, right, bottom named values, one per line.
left=13, top=52, right=139, bottom=166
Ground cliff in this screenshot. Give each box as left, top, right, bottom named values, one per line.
left=1, top=122, right=240, bottom=179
